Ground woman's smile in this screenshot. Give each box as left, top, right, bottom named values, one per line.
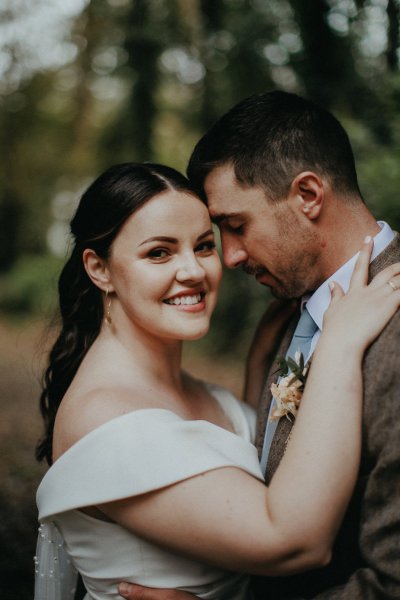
left=105, top=190, right=222, bottom=340
left=163, top=289, right=206, bottom=311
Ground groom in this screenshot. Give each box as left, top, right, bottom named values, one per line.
left=119, top=91, right=400, bottom=599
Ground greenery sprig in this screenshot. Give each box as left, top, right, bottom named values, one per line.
left=275, top=351, right=308, bottom=389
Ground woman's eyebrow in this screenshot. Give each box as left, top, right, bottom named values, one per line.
left=197, top=229, right=214, bottom=240
left=139, top=229, right=213, bottom=247
left=139, top=236, right=177, bottom=246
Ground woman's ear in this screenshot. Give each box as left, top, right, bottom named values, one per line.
left=82, top=249, right=114, bottom=292
left=289, top=171, right=324, bottom=220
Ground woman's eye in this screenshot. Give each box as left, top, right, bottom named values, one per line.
left=148, top=248, right=169, bottom=260
left=196, top=241, right=216, bottom=254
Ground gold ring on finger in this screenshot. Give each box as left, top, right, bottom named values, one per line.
left=387, top=280, right=399, bottom=292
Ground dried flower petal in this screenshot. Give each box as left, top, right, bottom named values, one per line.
left=269, top=353, right=310, bottom=423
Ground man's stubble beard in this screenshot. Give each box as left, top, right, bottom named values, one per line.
left=269, top=258, right=319, bottom=299
left=264, top=213, right=322, bottom=300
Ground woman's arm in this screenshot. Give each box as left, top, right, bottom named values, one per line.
left=243, top=299, right=297, bottom=408
left=100, top=240, right=400, bottom=577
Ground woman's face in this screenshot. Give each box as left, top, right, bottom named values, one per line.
left=106, top=190, right=222, bottom=341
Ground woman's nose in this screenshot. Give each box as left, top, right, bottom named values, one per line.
left=176, top=253, right=206, bottom=282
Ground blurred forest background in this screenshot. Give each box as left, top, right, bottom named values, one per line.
left=1, top=0, right=400, bottom=598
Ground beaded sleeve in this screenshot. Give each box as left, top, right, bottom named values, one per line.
left=34, top=521, right=78, bottom=600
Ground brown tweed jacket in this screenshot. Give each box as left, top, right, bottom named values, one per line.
left=252, top=234, right=400, bottom=600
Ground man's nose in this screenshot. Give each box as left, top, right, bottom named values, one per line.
left=221, top=236, right=248, bottom=269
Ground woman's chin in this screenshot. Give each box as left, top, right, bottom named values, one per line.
left=181, top=324, right=210, bottom=341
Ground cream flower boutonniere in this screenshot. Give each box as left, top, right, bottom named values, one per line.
left=269, top=351, right=310, bottom=422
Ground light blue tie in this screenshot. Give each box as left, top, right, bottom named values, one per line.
left=284, top=306, right=318, bottom=363
left=260, top=306, right=318, bottom=474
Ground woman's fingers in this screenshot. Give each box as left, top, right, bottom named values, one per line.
left=348, top=236, right=374, bottom=289
left=369, top=262, right=400, bottom=289
left=386, top=274, right=400, bottom=291
left=328, top=281, right=344, bottom=304
left=382, top=275, right=400, bottom=309
left=323, top=257, right=400, bottom=351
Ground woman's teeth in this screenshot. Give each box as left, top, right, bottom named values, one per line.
left=165, top=294, right=202, bottom=306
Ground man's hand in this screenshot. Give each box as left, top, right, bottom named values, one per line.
left=118, top=583, right=196, bottom=600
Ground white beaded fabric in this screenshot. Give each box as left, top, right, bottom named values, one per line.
left=34, top=521, right=78, bottom=600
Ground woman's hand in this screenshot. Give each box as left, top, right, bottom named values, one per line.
left=323, top=237, right=400, bottom=356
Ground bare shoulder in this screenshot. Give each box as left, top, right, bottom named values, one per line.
left=53, top=385, right=151, bottom=459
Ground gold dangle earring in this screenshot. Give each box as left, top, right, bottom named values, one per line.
left=104, top=288, right=112, bottom=325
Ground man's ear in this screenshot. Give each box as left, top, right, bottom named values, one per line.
left=289, top=171, right=324, bottom=220
left=82, top=248, right=114, bottom=292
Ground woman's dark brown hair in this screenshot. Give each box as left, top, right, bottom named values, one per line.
left=36, top=162, right=196, bottom=465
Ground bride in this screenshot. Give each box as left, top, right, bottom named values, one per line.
left=35, top=162, right=400, bottom=600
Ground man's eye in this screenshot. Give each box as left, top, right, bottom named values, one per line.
left=196, top=241, right=216, bottom=253
left=148, top=248, right=169, bottom=259
left=228, top=223, right=244, bottom=233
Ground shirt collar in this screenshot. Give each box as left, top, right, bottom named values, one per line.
left=305, top=221, right=395, bottom=331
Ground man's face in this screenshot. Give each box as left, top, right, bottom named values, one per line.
left=204, top=164, right=322, bottom=299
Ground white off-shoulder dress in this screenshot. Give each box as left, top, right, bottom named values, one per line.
left=36, top=384, right=264, bottom=600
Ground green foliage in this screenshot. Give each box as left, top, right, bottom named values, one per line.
left=1, top=0, right=400, bottom=329
left=359, top=149, right=400, bottom=230
left=275, top=352, right=307, bottom=388
left=0, top=254, right=63, bottom=317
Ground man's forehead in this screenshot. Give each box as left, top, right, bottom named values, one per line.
left=203, top=164, right=238, bottom=198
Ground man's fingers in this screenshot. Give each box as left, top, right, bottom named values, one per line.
left=119, top=583, right=155, bottom=600
left=349, top=236, right=373, bottom=289
left=118, top=583, right=194, bottom=600
left=119, top=583, right=139, bottom=599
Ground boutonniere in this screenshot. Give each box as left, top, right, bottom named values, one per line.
left=269, top=351, right=310, bottom=422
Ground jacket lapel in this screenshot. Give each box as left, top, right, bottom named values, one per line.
left=255, top=312, right=299, bottom=458
left=369, top=232, right=400, bottom=279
